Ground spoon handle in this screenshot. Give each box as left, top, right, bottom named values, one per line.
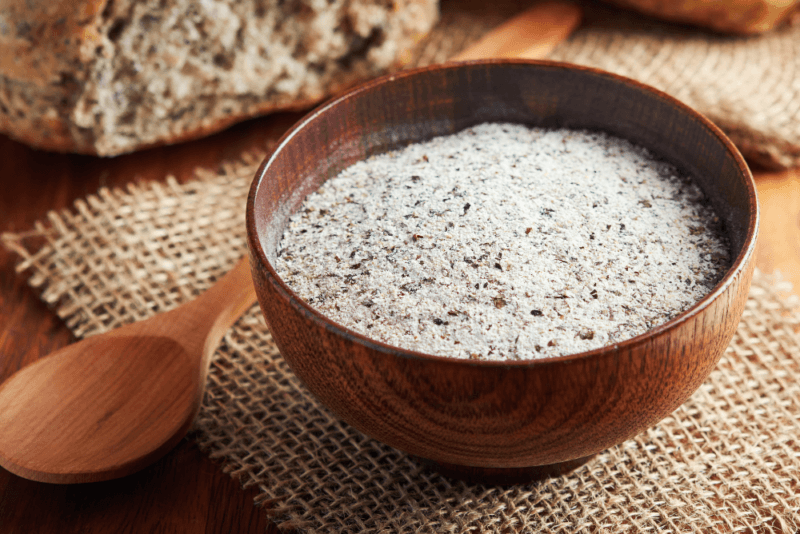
left=186, top=257, right=258, bottom=367
left=449, top=1, right=582, bottom=62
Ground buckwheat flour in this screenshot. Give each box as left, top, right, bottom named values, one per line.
left=276, top=123, right=730, bottom=359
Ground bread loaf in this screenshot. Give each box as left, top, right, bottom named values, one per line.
left=0, top=0, right=438, bottom=156
left=602, top=0, right=799, bottom=34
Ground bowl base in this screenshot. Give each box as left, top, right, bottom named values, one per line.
left=418, top=454, right=597, bottom=486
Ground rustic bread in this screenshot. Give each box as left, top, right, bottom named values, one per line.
left=0, top=0, right=438, bottom=156
left=602, top=0, right=800, bottom=34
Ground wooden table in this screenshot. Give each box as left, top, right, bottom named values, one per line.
left=1, top=111, right=798, bottom=532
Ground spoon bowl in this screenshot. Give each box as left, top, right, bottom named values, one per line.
left=0, top=258, right=256, bottom=483
left=0, top=335, right=197, bottom=483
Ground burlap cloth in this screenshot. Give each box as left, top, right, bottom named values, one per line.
left=4, top=152, right=800, bottom=532
left=408, top=0, right=800, bottom=170
left=3, top=2, right=800, bottom=532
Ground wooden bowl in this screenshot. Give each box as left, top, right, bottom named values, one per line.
left=246, top=60, right=758, bottom=483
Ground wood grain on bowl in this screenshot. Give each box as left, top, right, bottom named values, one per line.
left=247, top=61, right=758, bottom=478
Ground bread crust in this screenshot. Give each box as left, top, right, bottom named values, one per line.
left=1, top=93, right=324, bottom=155
left=602, top=0, right=800, bottom=34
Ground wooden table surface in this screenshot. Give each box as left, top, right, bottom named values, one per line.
left=1, top=109, right=798, bottom=532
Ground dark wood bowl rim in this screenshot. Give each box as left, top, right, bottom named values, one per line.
left=247, top=59, right=759, bottom=369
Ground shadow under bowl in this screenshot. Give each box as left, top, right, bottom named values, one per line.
left=246, top=60, right=758, bottom=483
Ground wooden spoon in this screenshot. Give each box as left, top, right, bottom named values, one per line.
left=0, top=0, right=582, bottom=485
left=0, top=258, right=255, bottom=483
left=450, top=1, right=581, bottom=62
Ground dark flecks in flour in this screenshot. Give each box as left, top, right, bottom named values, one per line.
left=276, top=123, right=730, bottom=360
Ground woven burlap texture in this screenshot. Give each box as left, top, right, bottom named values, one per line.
left=408, top=0, right=800, bottom=170
left=3, top=155, right=799, bottom=533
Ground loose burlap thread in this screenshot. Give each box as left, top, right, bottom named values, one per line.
left=4, top=154, right=800, bottom=533
left=408, top=0, right=800, bottom=170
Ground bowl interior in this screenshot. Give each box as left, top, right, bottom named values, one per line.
left=251, top=60, right=755, bottom=295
